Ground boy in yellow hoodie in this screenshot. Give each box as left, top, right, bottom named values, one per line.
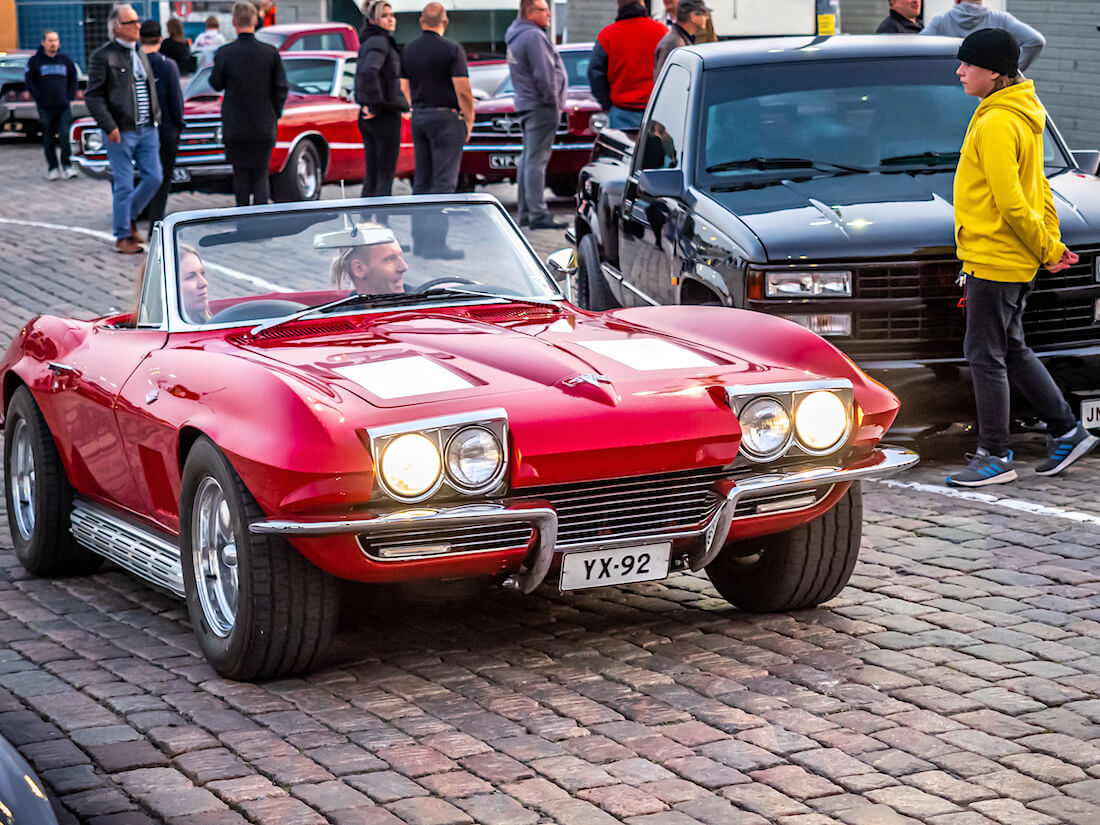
left=946, top=28, right=1097, bottom=487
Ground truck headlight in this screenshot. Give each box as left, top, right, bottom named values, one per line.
left=81, top=129, right=104, bottom=153
left=765, top=270, right=852, bottom=298
left=380, top=433, right=441, bottom=498
left=445, top=426, right=503, bottom=491
left=738, top=397, right=792, bottom=460
left=794, top=391, right=848, bottom=452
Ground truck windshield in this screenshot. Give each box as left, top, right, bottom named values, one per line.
left=698, top=57, right=1069, bottom=182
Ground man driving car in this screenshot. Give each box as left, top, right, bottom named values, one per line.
left=328, top=224, right=409, bottom=294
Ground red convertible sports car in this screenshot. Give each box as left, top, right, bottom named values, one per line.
left=70, top=51, right=413, bottom=202
left=2, top=195, right=917, bottom=680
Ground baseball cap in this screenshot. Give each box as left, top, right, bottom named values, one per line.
left=677, top=0, right=711, bottom=16
left=139, top=20, right=162, bottom=41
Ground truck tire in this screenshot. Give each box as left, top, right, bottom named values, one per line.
left=705, top=483, right=862, bottom=612
left=549, top=178, right=577, bottom=198
left=574, top=233, right=619, bottom=311
left=272, top=140, right=323, bottom=202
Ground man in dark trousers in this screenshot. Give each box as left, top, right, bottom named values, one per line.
left=400, top=2, right=474, bottom=258
left=138, top=20, right=185, bottom=232
left=85, top=4, right=162, bottom=254
left=24, top=29, right=79, bottom=180
left=211, top=1, right=288, bottom=205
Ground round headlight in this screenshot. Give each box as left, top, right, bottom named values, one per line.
left=795, top=391, right=848, bottom=452
left=82, top=129, right=103, bottom=153
left=739, top=398, right=791, bottom=459
left=446, top=426, right=503, bottom=490
left=380, top=433, right=441, bottom=498
left=589, top=111, right=609, bottom=134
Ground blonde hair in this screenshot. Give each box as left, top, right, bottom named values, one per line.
left=365, top=0, right=392, bottom=23
left=991, top=74, right=1022, bottom=93
left=329, top=223, right=390, bottom=287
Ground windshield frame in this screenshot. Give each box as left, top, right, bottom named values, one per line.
left=156, top=195, right=565, bottom=332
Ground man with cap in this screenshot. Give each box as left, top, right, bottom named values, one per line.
left=945, top=29, right=1097, bottom=487
left=138, top=20, right=185, bottom=232
left=654, top=0, right=710, bottom=79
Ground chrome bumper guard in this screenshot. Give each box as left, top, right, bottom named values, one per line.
left=249, top=446, right=918, bottom=594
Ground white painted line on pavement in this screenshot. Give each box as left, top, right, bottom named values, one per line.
left=875, top=478, right=1100, bottom=527
left=0, top=216, right=283, bottom=293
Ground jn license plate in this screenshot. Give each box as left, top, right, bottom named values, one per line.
left=171, top=167, right=191, bottom=183
left=489, top=153, right=519, bottom=169
left=1082, top=398, right=1100, bottom=430
left=559, top=542, right=671, bottom=591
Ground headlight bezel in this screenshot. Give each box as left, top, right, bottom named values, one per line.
left=367, top=409, right=509, bottom=503
left=726, top=380, right=854, bottom=463
left=737, top=396, right=793, bottom=462
left=444, top=425, right=505, bottom=494
left=81, top=128, right=104, bottom=154
left=764, top=270, right=853, bottom=298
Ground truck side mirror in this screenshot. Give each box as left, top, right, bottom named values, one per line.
left=1072, top=150, right=1100, bottom=176
left=637, top=168, right=684, bottom=199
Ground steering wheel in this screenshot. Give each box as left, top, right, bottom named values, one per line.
left=206, top=299, right=309, bottom=324
left=415, top=276, right=477, bottom=293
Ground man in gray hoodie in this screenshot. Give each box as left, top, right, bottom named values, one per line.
left=505, top=0, right=567, bottom=229
left=922, top=0, right=1044, bottom=72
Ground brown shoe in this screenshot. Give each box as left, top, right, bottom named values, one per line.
left=115, top=237, right=143, bottom=254
left=130, top=221, right=145, bottom=244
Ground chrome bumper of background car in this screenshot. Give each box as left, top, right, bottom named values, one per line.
left=72, top=157, right=234, bottom=180
left=462, top=142, right=594, bottom=153
left=250, top=446, right=918, bottom=594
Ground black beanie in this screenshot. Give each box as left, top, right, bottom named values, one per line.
left=957, top=28, right=1020, bottom=77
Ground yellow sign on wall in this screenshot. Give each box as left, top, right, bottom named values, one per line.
left=817, top=13, right=836, bottom=35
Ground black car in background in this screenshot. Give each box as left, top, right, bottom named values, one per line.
left=573, top=36, right=1100, bottom=440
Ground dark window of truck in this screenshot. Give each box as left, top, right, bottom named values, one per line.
left=635, top=65, right=690, bottom=172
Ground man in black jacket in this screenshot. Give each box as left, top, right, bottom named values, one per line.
left=85, top=4, right=163, bottom=254
left=876, top=0, right=923, bottom=33
left=211, top=1, right=288, bottom=205
left=24, top=30, right=79, bottom=180
left=138, top=20, right=185, bottom=232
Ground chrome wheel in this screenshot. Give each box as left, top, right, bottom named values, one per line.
left=296, top=147, right=320, bottom=199
left=191, top=477, right=238, bottom=637
left=9, top=417, right=35, bottom=541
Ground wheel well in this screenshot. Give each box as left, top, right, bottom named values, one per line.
left=680, top=279, right=722, bottom=306
left=282, top=135, right=329, bottom=177
left=178, top=426, right=206, bottom=475
left=3, top=372, right=25, bottom=415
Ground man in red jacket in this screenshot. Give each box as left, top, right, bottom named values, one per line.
left=588, top=0, right=667, bottom=131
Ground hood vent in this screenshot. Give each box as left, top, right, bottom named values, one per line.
left=463, top=306, right=561, bottom=324
left=231, top=319, right=358, bottom=344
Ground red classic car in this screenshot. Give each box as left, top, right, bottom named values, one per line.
left=1, top=195, right=917, bottom=680
left=70, top=51, right=413, bottom=202
left=460, top=44, right=605, bottom=196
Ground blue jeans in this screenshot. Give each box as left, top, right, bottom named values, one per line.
left=105, top=124, right=162, bottom=240
left=516, top=104, right=559, bottom=224
left=609, top=106, right=644, bottom=131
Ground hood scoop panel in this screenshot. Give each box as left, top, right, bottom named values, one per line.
left=230, top=319, right=359, bottom=344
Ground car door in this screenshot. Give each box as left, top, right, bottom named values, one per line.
left=618, top=65, right=691, bottom=307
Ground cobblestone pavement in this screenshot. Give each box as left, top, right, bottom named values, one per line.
left=1, top=137, right=1099, bottom=825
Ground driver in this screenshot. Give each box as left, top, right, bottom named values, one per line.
left=328, top=223, right=409, bottom=294
left=179, top=244, right=212, bottom=323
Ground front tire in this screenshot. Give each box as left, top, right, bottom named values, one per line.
left=180, top=437, right=338, bottom=680
left=574, top=233, right=619, bottom=311
left=705, top=483, right=862, bottom=612
left=272, top=140, right=323, bottom=202
left=3, top=386, right=100, bottom=576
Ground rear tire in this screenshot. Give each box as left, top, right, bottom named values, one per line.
left=705, top=483, right=862, bottom=611
left=272, top=140, right=323, bottom=202
left=574, top=233, right=619, bottom=311
left=180, top=437, right=339, bottom=679
left=549, top=178, right=577, bottom=199
left=3, top=386, right=101, bottom=576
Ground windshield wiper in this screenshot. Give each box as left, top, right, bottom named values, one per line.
left=418, top=286, right=559, bottom=310
left=705, top=157, right=868, bottom=174
left=878, top=151, right=960, bottom=167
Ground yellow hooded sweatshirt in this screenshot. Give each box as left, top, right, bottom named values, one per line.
left=954, top=80, right=1066, bottom=282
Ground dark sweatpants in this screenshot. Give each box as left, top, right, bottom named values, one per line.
left=963, top=274, right=1075, bottom=457
left=225, top=140, right=273, bottom=206
left=358, top=110, right=401, bottom=197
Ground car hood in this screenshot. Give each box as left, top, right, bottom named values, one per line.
left=706, top=170, right=1100, bottom=262
left=183, top=92, right=327, bottom=118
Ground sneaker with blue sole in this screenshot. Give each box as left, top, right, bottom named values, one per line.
left=945, top=449, right=1017, bottom=487
left=1035, top=423, right=1099, bottom=476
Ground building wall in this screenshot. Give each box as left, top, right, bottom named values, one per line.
left=566, top=0, right=614, bottom=44
left=1, top=0, right=17, bottom=49
left=837, top=0, right=881, bottom=33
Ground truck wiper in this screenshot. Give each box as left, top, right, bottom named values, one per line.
left=878, top=151, right=960, bottom=167
left=705, top=157, right=868, bottom=174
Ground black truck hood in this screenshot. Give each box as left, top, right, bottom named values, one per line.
left=706, top=170, right=1100, bottom=262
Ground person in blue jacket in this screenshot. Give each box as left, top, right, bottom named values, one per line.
left=24, top=30, right=78, bottom=180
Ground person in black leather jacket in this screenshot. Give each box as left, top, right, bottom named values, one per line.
left=355, top=1, right=409, bottom=197
left=85, top=4, right=163, bottom=253
left=211, top=1, right=288, bottom=205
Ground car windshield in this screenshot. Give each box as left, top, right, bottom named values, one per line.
left=698, top=57, right=1071, bottom=182
left=185, top=57, right=337, bottom=99
left=168, top=201, right=561, bottom=327
left=495, top=49, right=590, bottom=96
left=254, top=30, right=287, bottom=49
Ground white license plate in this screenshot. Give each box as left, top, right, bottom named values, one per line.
left=172, top=167, right=191, bottom=183
left=489, top=153, right=518, bottom=169
left=1083, top=398, right=1100, bottom=430
left=559, top=542, right=671, bottom=591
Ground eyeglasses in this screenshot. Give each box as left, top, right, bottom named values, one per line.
left=119, top=17, right=141, bottom=24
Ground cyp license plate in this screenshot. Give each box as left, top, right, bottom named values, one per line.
left=559, top=542, right=671, bottom=591
left=489, top=153, right=518, bottom=169
left=1082, top=397, right=1100, bottom=430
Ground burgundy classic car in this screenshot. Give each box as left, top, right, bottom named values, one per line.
left=70, top=51, right=413, bottom=201
left=460, top=44, right=605, bottom=196
left=2, top=195, right=917, bottom=680
left=191, top=22, right=360, bottom=74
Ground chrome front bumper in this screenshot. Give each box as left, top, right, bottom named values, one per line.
left=250, top=445, right=919, bottom=594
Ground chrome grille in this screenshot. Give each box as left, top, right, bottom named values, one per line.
left=178, top=115, right=225, bottom=158
left=471, top=111, right=569, bottom=139
left=359, top=523, right=533, bottom=559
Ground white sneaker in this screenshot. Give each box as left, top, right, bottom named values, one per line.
left=47, top=168, right=60, bottom=181
left=62, top=166, right=78, bottom=179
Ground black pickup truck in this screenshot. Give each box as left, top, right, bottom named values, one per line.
left=572, top=35, right=1100, bottom=440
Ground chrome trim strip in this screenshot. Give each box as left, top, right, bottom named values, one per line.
left=70, top=499, right=185, bottom=597
left=463, top=142, right=594, bottom=153
left=367, top=408, right=508, bottom=440
left=725, top=378, right=854, bottom=398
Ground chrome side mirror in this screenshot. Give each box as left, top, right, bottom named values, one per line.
left=546, top=248, right=577, bottom=302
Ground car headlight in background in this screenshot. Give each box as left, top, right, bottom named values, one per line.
left=794, top=391, right=848, bottom=452
left=765, top=270, right=852, bottom=298
left=81, top=128, right=104, bottom=153
left=738, top=397, right=792, bottom=460
left=589, top=112, right=609, bottom=134
left=445, top=426, right=503, bottom=491
left=379, top=433, right=441, bottom=498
